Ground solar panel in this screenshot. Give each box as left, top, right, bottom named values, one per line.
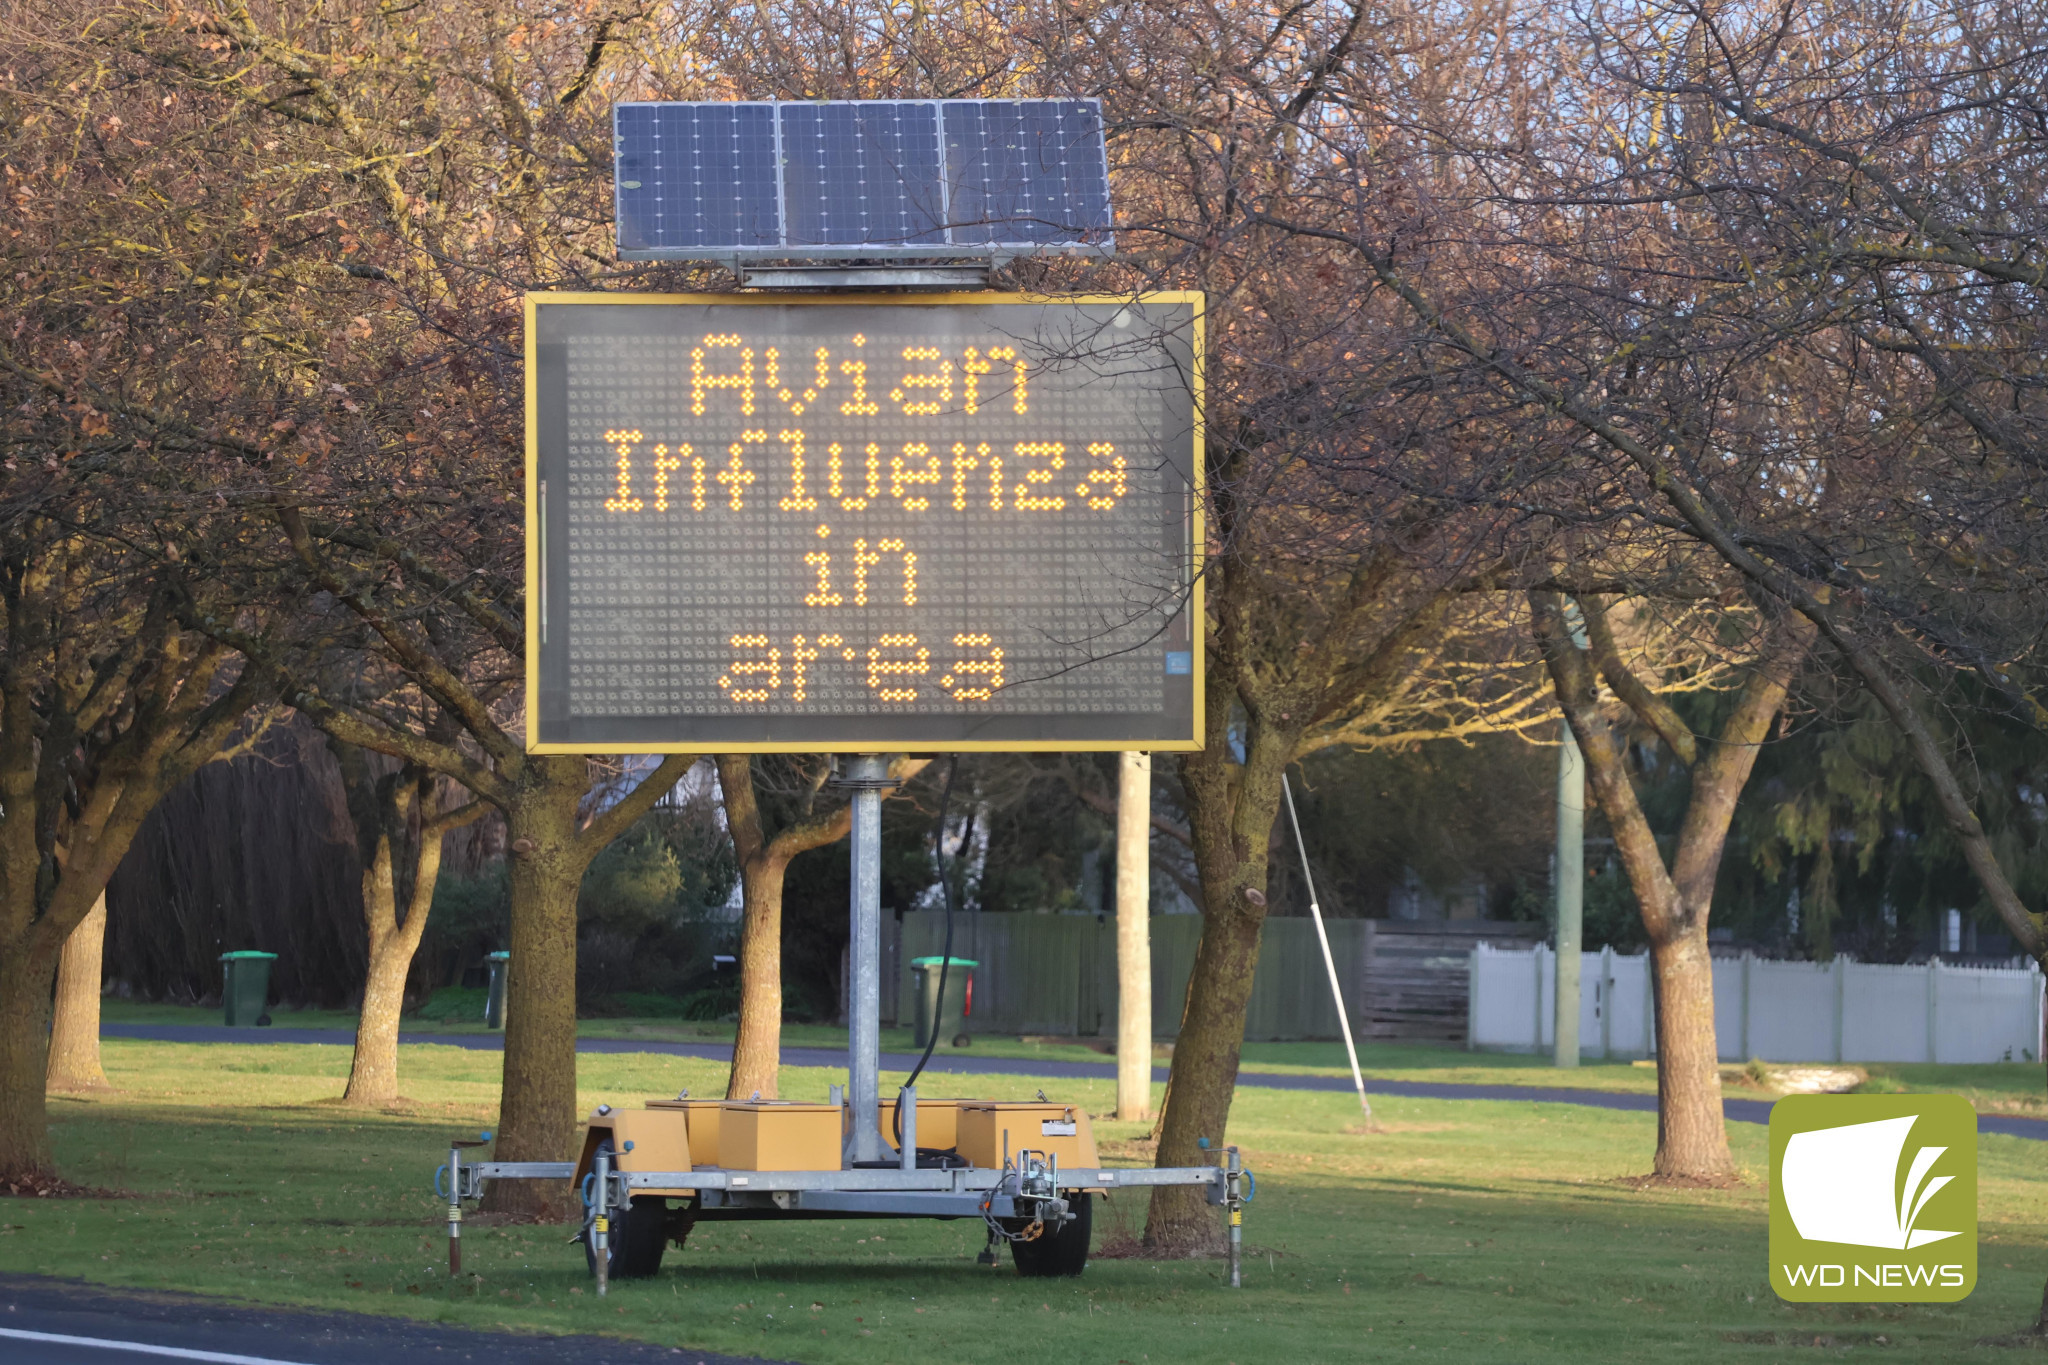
left=614, top=103, right=781, bottom=253
left=613, top=99, right=1113, bottom=260
left=942, top=99, right=1110, bottom=246
left=782, top=102, right=947, bottom=247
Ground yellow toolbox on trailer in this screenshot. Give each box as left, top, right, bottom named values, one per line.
left=644, top=1097, right=725, bottom=1167
left=872, top=1096, right=964, bottom=1151
left=721, top=1101, right=842, bottom=1171
left=575, top=1105, right=694, bottom=1196
left=956, top=1102, right=1098, bottom=1169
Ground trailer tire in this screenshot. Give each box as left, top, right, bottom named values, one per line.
left=1010, top=1193, right=1091, bottom=1278
left=585, top=1194, right=669, bottom=1279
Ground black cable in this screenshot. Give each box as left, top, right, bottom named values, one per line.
left=893, top=756, right=960, bottom=1154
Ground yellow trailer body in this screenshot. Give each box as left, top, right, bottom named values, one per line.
left=645, top=1098, right=725, bottom=1167
left=871, top=1096, right=965, bottom=1151
left=720, top=1101, right=842, bottom=1171
left=956, top=1103, right=1098, bottom=1169
left=574, top=1106, right=694, bottom=1197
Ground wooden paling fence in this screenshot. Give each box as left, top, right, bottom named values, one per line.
left=880, top=912, right=1542, bottom=1043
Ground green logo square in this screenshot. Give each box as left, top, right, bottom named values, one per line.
left=1769, top=1094, right=1976, bottom=1302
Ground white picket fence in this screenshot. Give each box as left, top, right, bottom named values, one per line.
left=1467, top=942, right=2045, bottom=1064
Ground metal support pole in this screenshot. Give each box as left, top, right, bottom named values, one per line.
left=445, top=1132, right=486, bottom=1277
left=1554, top=718, right=1584, bottom=1068
left=1226, top=1145, right=1244, bottom=1289
left=446, top=1143, right=462, bottom=1277
left=847, top=754, right=887, bottom=1165
left=1280, top=773, right=1371, bottom=1121
left=591, top=1146, right=610, bottom=1298
left=898, top=1085, right=918, bottom=1171
left=1116, top=751, right=1153, bottom=1121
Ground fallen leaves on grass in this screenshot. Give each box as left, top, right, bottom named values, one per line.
left=1975, top=1331, right=2048, bottom=1350
left=1611, top=1172, right=1748, bottom=1192
left=1722, top=1331, right=1894, bottom=1348
left=464, top=1210, right=562, bottom=1228
left=0, top=1172, right=124, bottom=1199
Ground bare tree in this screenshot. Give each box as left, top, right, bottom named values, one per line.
left=1533, top=593, right=1814, bottom=1176
left=84, top=0, right=722, bottom=1215
left=0, top=22, right=285, bottom=1178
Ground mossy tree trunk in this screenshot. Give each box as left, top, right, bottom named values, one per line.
left=0, top=949, right=59, bottom=1182
left=1142, top=712, right=1296, bottom=1252
left=479, top=754, right=696, bottom=1219
left=482, top=760, right=592, bottom=1220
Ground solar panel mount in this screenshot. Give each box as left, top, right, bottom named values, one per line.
left=614, top=98, right=1113, bottom=268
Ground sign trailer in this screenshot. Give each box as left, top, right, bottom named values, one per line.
left=455, top=101, right=1245, bottom=1295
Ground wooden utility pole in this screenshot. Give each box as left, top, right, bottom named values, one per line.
left=1116, top=751, right=1153, bottom=1121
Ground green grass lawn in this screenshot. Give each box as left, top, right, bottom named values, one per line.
left=100, top=997, right=2047, bottom=1115
left=4, top=1036, right=2043, bottom=1362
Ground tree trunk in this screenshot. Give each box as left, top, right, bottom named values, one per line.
left=718, top=753, right=784, bottom=1101
left=713, top=753, right=912, bottom=1103
left=46, top=893, right=109, bottom=1092
left=727, top=853, right=789, bottom=1101
left=344, top=939, right=411, bottom=1107
left=341, top=792, right=467, bottom=1108
left=479, top=761, right=589, bottom=1221
left=1146, top=894, right=1263, bottom=1251
left=0, top=945, right=58, bottom=1183
left=343, top=835, right=404, bottom=1107
left=1647, top=923, right=1729, bottom=1178
left=1145, top=733, right=1291, bottom=1253
left=1596, top=833, right=1736, bottom=1181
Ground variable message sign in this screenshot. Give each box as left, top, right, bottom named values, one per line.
left=526, top=292, right=1202, bottom=752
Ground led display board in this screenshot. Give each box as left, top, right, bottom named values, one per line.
left=525, top=293, right=1203, bottom=752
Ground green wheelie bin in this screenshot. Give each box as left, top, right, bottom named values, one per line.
left=219, top=951, right=277, bottom=1027
left=910, top=955, right=977, bottom=1049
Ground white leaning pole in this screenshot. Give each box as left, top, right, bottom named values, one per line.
left=1553, top=719, right=1585, bottom=1068
left=1553, top=605, right=1590, bottom=1069
left=1115, top=751, right=1153, bottom=1121
left=1280, top=772, right=1371, bottom=1122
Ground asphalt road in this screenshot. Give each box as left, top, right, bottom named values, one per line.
left=101, top=1022, right=2048, bottom=1140
left=0, top=1274, right=776, bottom=1365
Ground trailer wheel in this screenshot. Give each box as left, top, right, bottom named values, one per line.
left=584, top=1139, right=670, bottom=1282
left=1010, top=1193, right=1092, bottom=1278
left=584, top=1193, right=668, bottom=1279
